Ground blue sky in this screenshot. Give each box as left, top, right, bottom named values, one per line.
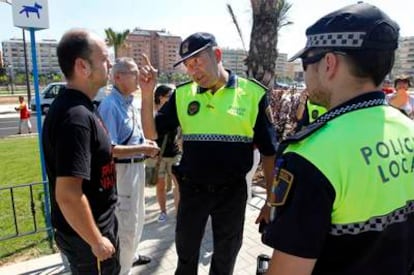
left=0, top=0, right=412, bottom=59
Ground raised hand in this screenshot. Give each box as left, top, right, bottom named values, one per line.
left=139, top=54, right=158, bottom=95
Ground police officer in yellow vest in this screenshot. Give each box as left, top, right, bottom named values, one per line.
left=139, top=32, right=277, bottom=274
left=258, top=3, right=414, bottom=275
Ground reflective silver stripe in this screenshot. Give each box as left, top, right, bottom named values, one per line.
left=183, top=134, right=253, bottom=143
left=330, top=201, right=414, bottom=236
left=315, top=98, right=386, bottom=124
left=306, top=32, right=366, bottom=48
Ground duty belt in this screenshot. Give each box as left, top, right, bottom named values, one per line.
left=114, top=157, right=146, bottom=164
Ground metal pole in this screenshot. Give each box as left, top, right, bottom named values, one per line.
left=22, top=29, right=31, bottom=106
left=30, top=28, right=52, bottom=240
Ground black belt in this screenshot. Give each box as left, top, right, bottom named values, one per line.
left=114, top=157, right=145, bottom=164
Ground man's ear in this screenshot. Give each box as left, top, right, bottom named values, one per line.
left=75, top=58, right=92, bottom=77
left=214, top=48, right=222, bottom=63
left=324, top=52, right=339, bottom=79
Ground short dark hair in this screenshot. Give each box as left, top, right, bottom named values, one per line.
left=154, top=85, right=173, bottom=105
left=341, top=24, right=396, bottom=86
left=56, top=29, right=94, bottom=80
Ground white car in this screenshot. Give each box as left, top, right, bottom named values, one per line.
left=31, top=83, right=110, bottom=115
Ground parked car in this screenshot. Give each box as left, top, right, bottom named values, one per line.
left=31, top=82, right=110, bottom=115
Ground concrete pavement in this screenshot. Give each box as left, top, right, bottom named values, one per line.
left=0, top=104, right=19, bottom=117
left=0, top=185, right=272, bottom=275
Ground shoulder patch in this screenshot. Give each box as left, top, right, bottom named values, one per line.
left=269, top=168, right=294, bottom=206
left=175, top=80, right=193, bottom=89
left=247, top=78, right=269, bottom=91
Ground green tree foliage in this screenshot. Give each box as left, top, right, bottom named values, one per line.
left=104, top=28, right=130, bottom=59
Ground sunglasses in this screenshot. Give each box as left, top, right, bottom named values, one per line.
left=302, top=51, right=347, bottom=71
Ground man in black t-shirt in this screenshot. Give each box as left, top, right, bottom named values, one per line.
left=42, top=29, right=120, bottom=275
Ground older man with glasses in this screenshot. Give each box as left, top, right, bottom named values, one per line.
left=98, top=57, right=159, bottom=275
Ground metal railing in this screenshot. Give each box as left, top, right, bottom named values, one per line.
left=0, top=181, right=52, bottom=243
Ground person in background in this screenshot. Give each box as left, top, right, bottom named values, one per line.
left=42, top=29, right=120, bottom=274
left=245, top=147, right=260, bottom=202
left=387, top=75, right=414, bottom=118
left=295, top=90, right=327, bottom=131
left=260, top=3, right=414, bottom=274
left=15, top=95, right=31, bottom=134
left=98, top=57, right=159, bottom=274
left=147, top=84, right=181, bottom=222
left=140, top=32, right=277, bottom=275
left=381, top=78, right=394, bottom=95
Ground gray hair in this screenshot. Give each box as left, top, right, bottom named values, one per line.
left=111, top=57, right=137, bottom=78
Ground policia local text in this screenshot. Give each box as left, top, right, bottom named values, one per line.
left=361, top=137, right=414, bottom=183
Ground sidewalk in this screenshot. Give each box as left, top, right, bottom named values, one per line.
left=0, top=185, right=272, bottom=275
left=0, top=104, right=18, bottom=116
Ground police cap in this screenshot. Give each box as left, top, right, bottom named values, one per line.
left=289, top=2, right=399, bottom=62
left=174, top=32, right=218, bottom=67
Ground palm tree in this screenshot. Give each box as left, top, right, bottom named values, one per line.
left=104, top=28, right=130, bottom=59
left=245, top=0, right=292, bottom=88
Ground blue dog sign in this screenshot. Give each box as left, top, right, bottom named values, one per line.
left=12, top=0, right=49, bottom=29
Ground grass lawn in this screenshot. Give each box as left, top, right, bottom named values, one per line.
left=0, top=136, right=57, bottom=266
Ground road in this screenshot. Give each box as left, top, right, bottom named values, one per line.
left=0, top=114, right=40, bottom=138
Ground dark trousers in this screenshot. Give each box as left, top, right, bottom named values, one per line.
left=175, top=178, right=247, bottom=275
left=55, top=227, right=120, bottom=275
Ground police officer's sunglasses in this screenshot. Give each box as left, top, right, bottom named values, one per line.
left=302, top=51, right=347, bottom=71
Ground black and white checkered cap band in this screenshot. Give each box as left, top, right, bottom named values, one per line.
left=306, top=32, right=366, bottom=48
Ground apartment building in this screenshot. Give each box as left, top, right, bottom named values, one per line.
left=221, top=48, right=247, bottom=77
left=2, top=38, right=60, bottom=75
left=275, top=52, right=288, bottom=78
left=393, top=36, right=414, bottom=77
left=0, top=49, right=3, bottom=68
left=119, top=28, right=181, bottom=74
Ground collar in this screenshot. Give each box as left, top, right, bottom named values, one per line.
left=315, top=91, right=386, bottom=124
left=197, top=70, right=237, bottom=93
left=112, top=86, right=134, bottom=105
left=65, top=88, right=95, bottom=110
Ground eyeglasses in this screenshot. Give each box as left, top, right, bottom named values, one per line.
left=302, top=51, right=347, bottom=71
left=119, top=70, right=139, bottom=77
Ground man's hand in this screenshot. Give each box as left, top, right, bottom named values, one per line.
left=138, top=54, right=158, bottom=96
left=255, top=204, right=271, bottom=225
left=91, top=236, right=115, bottom=261
left=141, top=139, right=160, bottom=158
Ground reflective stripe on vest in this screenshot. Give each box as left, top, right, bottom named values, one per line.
left=286, top=106, right=414, bottom=235
left=175, top=77, right=265, bottom=143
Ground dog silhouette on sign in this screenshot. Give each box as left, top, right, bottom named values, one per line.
left=19, top=2, right=43, bottom=18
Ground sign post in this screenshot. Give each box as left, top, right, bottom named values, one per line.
left=12, top=0, right=52, bottom=240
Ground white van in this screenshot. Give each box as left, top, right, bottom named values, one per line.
left=31, top=82, right=110, bottom=115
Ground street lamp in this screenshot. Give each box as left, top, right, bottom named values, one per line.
left=0, top=0, right=31, bottom=104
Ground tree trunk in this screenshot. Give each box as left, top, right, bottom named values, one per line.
left=247, top=0, right=279, bottom=88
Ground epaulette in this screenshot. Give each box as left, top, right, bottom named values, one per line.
left=276, top=121, right=326, bottom=156
left=247, top=78, right=269, bottom=91
left=175, top=80, right=193, bottom=89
